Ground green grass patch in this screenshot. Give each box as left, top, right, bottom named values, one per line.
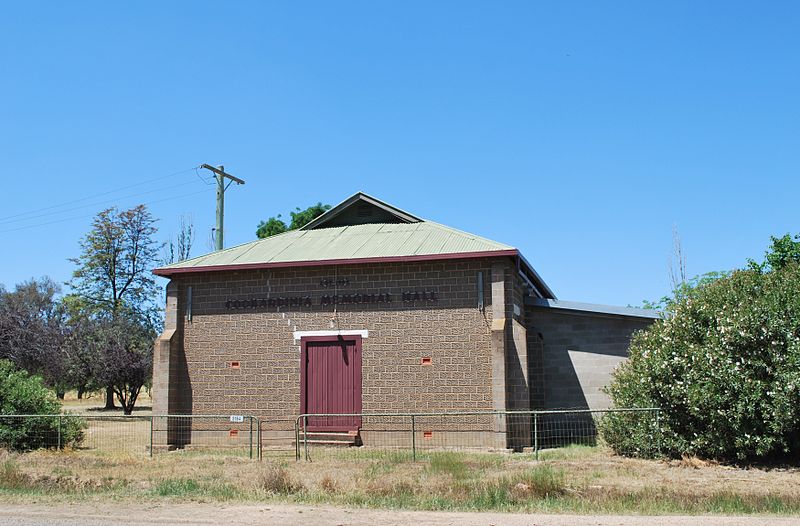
left=152, top=478, right=200, bottom=496
left=300, top=486, right=800, bottom=516
left=466, top=465, right=567, bottom=510
left=151, top=477, right=240, bottom=500
left=535, top=444, right=600, bottom=461
left=427, top=453, right=469, bottom=480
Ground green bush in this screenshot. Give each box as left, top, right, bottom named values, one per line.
left=601, top=264, right=800, bottom=462
left=0, top=360, right=85, bottom=451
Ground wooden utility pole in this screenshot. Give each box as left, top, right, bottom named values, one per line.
left=199, top=164, right=245, bottom=251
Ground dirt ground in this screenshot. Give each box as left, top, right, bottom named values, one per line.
left=0, top=502, right=796, bottom=526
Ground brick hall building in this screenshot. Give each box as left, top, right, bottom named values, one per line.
left=152, top=193, right=657, bottom=449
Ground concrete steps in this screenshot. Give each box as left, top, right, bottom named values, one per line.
left=295, top=430, right=361, bottom=447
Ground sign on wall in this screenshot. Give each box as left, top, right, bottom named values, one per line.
left=224, top=289, right=439, bottom=310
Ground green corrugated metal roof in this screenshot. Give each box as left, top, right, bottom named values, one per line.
left=154, top=192, right=556, bottom=299
left=158, top=220, right=514, bottom=271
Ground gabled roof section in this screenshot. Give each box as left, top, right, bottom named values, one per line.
left=153, top=192, right=555, bottom=299
left=301, top=192, right=422, bottom=230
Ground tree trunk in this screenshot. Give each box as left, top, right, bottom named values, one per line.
left=56, top=390, right=65, bottom=400
left=104, top=386, right=116, bottom=409
left=77, top=385, right=85, bottom=400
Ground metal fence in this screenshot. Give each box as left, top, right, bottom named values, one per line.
left=152, top=415, right=259, bottom=458
left=1, top=408, right=660, bottom=462
left=258, top=417, right=299, bottom=460
left=0, top=414, right=259, bottom=458
left=293, top=408, right=661, bottom=461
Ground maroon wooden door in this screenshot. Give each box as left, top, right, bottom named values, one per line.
left=301, top=336, right=362, bottom=431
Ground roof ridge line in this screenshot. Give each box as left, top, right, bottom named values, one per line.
left=301, top=192, right=422, bottom=230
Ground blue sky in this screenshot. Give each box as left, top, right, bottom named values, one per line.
left=1, top=1, right=798, bottom=306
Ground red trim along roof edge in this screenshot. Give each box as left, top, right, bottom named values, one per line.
left=152, top=249, right=520, bottom=277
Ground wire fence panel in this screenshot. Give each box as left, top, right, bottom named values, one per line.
left=530, top=408, right=661, bottom=459
left=535, top=411, right=600, bottom=450
left=151, top=415, right=257, bottom=458
left=0, top=414, right=150, bottom=456
left=80, top=415, right=152, bottom=455
left=411, top=413, right=506, bottom=453
left=294, top=409, right=661, bottom=462
left=0, top=414, right=260, bottom=459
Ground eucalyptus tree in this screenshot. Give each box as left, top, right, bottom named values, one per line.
left=69, top=205, right=161, bottom=409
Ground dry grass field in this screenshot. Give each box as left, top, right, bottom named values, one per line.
left=1, top=444, right=800, bottom=516
left=2, top=393, right=798, bottom=516
left=60, top=391, right=152, bottom=415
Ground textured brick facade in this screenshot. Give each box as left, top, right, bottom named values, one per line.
left=153, top=257, right=532, bottom=447
left=153, top=254, right=653, bottom=450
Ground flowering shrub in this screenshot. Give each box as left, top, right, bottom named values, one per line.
left=601, top=263, right=800, bottom=462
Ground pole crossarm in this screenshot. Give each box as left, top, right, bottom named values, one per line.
left=199, top=163, right=245, bottom=185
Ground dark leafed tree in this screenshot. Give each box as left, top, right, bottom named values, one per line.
left=57, top=294, right=102, bottom=400
left=69, top=205, right=161, bottom=409
left=72, top=311, right=154, bottom=415
left=256, top=202, right=331, bottom=239
left=0, top=278, right=70, bottom=397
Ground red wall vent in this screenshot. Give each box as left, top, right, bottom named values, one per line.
left=229, top=361, right=240, bottom=369
left=423, top=431, right=433, bottom=440
left=229, top=429, right=239, bottom=438
left=421, top=357, right=432, bottom=366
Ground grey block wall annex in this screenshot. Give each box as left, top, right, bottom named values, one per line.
left=525, top=301, right=657, bottom=410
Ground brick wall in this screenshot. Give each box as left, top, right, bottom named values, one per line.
left=506, top=269, right=529, bottom=411
left=155, top=258, right=520, bottom=430
left=152, top=255, right=657, bottom=449
left=525, top=307, right=654, bottom=410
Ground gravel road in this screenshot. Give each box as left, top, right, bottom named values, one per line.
left=0, top=503, right=795, bottom=526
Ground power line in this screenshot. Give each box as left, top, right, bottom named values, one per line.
left=0, top=188, right=213, bottom=234
left=0, top=166, right=199, bottom=222
left=0, top=179, right=200, bottom=226
left=194, top=166, right=216, bottom=185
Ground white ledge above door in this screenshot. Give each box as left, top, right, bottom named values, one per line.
left=293, top=329, right=369, bottom=342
